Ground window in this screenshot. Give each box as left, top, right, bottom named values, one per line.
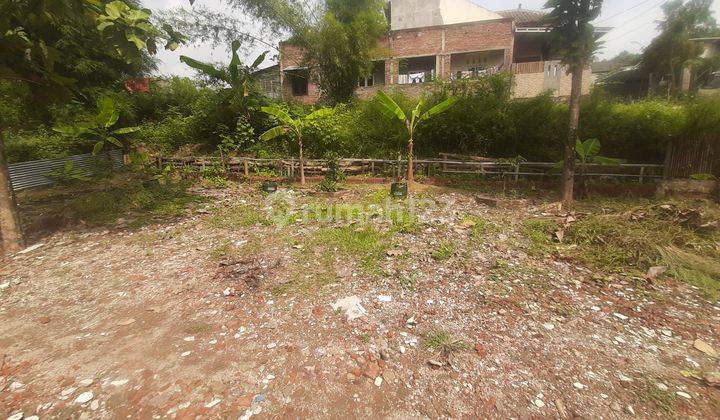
left=289, top=73, right=308, bottom=96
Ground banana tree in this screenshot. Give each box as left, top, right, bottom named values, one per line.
left=259, top=106, right=334, bottom=185
left=373, top=91, right=457, bottom=183
left=555, top=138, right=624, bottom=198
left=180, top=41, right=267, bottom=104
left=53, top=97, right=140, bottom=155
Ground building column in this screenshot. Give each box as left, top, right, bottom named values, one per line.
left=386, top=59, right=398, bottom=85
left=437, top=54, right=452, bottom=80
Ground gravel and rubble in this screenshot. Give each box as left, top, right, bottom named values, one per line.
left=1, top=183, right=719, bottom=418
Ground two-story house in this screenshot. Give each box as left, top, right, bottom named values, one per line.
left=277, top=0, right=610, bottom=103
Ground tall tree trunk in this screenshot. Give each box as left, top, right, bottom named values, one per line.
left=298, top=138, right=305, bottom=185
left=407, top=138, right=414, bottom=183
left=0, top=128, right=25, bottom=254
left=561, top=68, right=583, bottom=209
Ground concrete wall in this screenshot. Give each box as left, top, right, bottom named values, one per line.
left=514, top=66, right=594, bottom=98
left=390, top=0, right=501, bottom=31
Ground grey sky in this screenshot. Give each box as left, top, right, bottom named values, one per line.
left=147, top=0, right=720, bottom=77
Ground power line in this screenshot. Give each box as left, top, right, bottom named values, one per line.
left=600, top=0, right=668, bottom=42
left=596, top=0, right=658, bottom=24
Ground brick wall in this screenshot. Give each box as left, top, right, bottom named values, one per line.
left=279, top=43, right=322, bottom=103
left=387, top=20, right=513, bottom=58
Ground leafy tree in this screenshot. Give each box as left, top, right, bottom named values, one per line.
left=302, top=0, right=388, bottom=103
left=544, top=0, right=604, bottom=208
left=259, top=106, right=334, bottom=185
left=53, top=97, right=140, bottom=155
left=0, top=0, right=182, bottom=253
left=641, top=0, right=718, bottom=96
left=372, top=91, right=458, bottom=184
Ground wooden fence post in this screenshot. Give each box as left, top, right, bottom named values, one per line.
left=243, top=159, right=249, bottom=178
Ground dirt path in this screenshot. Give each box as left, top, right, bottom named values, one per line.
left=1, top=184, right=719, bottom=419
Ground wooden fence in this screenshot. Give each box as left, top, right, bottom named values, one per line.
left=158, top=156, right=663, bottom=183
left=663, top=141, right=719, bottom=179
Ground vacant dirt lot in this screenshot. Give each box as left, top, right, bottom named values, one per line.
left=2, top=181, right=719, bottom=419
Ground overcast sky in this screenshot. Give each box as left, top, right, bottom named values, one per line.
left=146, top=0, right=720, bottom=77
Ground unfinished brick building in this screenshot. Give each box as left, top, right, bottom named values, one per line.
left=277, top=0, right=610, bottom=103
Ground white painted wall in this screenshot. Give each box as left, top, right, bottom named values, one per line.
left=390, top=0, right=501, bottom=31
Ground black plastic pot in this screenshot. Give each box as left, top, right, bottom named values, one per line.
left=390, top=182, right=408, bottom=198
left=261, top=181, right=279, bottom=193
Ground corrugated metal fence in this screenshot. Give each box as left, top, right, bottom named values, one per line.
left=9, top=150, right=123, bottom=191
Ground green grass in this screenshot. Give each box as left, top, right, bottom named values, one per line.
left=660, top=247, right=720, bottom=300
left=422, top=329, right=469, bottom=356
left=208, top=204, right=270, bottom=229
left=64, top=179, right=202, bottom=227
left=521, top=218, right=557, bottom=255
left=432, top=241, right=456, bottom=260
left=638, top=381, right=677, bottom=415
left=312, top=226, right=388, bottom=273
left=462, top=215, right=486, bottom=239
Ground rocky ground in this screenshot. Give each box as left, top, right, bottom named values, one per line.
left=1, top=182, right=719, bottom=419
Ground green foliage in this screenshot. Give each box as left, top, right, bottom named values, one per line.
left=301, top=0, right=388, bottom=103
left=565, top=201, right=720, bottom=281
left=4, top=128, right=79, bottom=163
left=48, top=161, right=91, bottom=185
left=317, top=153, right=346, bottom=192
left=580, top=97, right=686, bottom=162
left=660, top=246, right=720, bottom=300
left=522, top=219, right=558, bottom=255
left=208, top=203, right=270, bottom=229
left=543, top=0, right=603, bottom=71
left=422, top=329, right=469, bottom=356
left=64, top=176, right=201, bottom=226
left=311, top=225, right=388, bottom=273
left=0, top=0, right=181, bottom=96
left=641, top=0, right=718, bottom=95
left=96, top=1, right=185, bottom=57
left=431, top=241, right=456, bottom=260
left=53, top=97, right=140, bottom=154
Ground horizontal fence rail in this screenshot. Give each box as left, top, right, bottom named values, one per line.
left=158, top=156, right=663, bottom=183
left=9, top=150, right=123, bottom=191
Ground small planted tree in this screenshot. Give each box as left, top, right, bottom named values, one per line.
left=555, top=138, right=623, bottom=198
left=259, top=106, right=334, bottom=185
left=53, top=97, right=140, bottom=155
left=373, top=91, right=457, bottom=183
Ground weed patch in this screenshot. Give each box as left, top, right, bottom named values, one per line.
left=65, top=179, right=201, bottom=227
left=638, top=381, right=676, bottom=414
left=660, top=247, right=720, bottom=300
left=521, top=218, right=557, bottom=255
left=422, top=329, right=469, bottom=356
left=312, top=226, right=388, bottom=273
left=432, top=241, right=456, bottom=260
left=208, top=204, right=270, bottom=229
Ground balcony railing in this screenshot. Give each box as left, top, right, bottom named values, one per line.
left=512, top=60, right=563, bottom=75
left=398, top=70, right=436, bottom=85
left=450, top=66, right=504, bottom=80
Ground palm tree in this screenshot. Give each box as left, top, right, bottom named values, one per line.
left=259, top=106, right=334, bottom=185
left=373, top=91, right=457, bottom=183
left=544, top=0, right=604, bottom=208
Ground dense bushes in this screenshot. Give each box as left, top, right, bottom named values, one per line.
left=4, top=74, right=720, bottom=164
